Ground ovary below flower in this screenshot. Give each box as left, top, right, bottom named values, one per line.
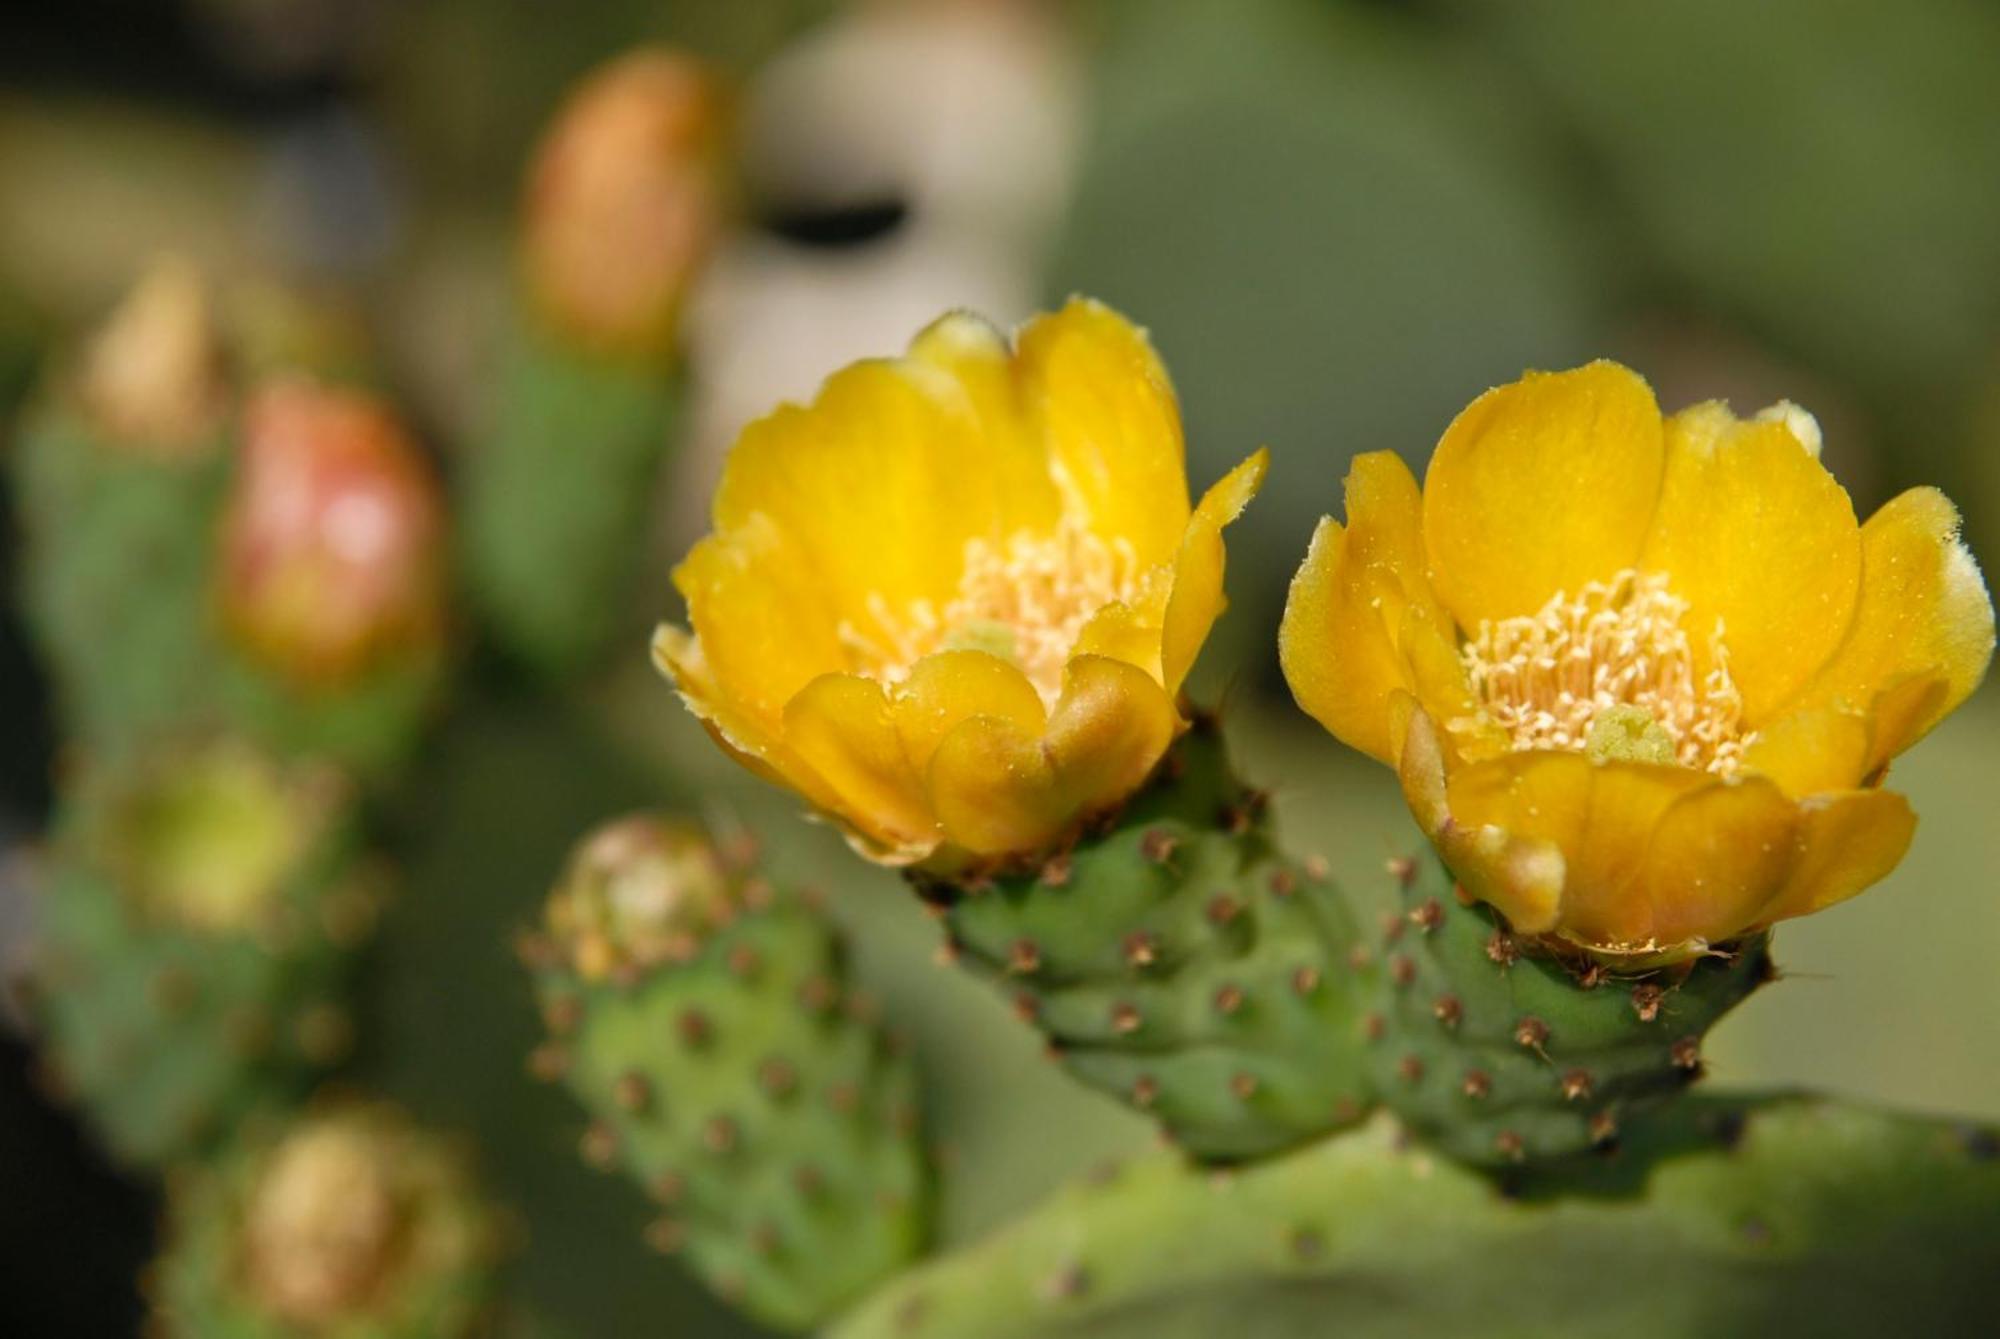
left=1280, top=361, right=1994, bottom=961
left=655, top=298, right=1266, bottom=868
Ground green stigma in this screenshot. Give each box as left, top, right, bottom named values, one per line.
left=1586, top=705, right=1678, bottom=766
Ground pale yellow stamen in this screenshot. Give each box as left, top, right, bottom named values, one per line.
left=1459, top=570, right=1753, bottom=775
left=843, top=516, right=1143, bottom=706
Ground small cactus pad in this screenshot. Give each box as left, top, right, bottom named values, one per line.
left=31, top=740, right=380, bottom=1166
left=522, top=815, right=931, bottom=1331
left=922, top=721, right=1376, bottom=1162
left=463, top=319, right=680, bottom=676
left=147, top=1100, right=504, bottom=1338
left=1355, top=851, right=1769, bottom=1166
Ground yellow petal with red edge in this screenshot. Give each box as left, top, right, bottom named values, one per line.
left=1441, top=749, right=1709, bottom=949
left=669, top=517, right=848, bottom=731
left=1423, top=361, right=1666, bottom=628
left=1761, top=788, right=1916, bottom=923
left=1632, top=776, right=1798, bottom=950
left=1638, top=402, right=1860, bottom=722
left=889, top=650, right=1046, bottom=775
left=1281, top=451, right=1458, bottom=765
left=1161, top=449, right=1268, bottom=693
left=782, top=674, right=936, bottom=858
left=926, top=655, right=1177, bottom=859
left=1743, top=703, right=1873, bottom=797
left=1017, top=298, right=1190, bottom=568
left=1787, top=486, right=1993, bottom=759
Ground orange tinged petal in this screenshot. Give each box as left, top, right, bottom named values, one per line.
left=1423, top=361, right=1666, bottom=628
left=1634, top=777, right=1798, bottom=949
left=1017, top=299, right=1190, bottom=568
left=1638, top=403, right=1860, bottom=722
left=782, top=674, right=935, bottom=857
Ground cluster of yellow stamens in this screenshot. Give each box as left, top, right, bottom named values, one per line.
left=1459, top=569, right=1753, bottom=774
left=844, top=516, right=1143, bottom=707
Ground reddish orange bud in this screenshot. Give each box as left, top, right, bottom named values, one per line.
left=218, top=379, right=446, bottom=685
left=521, top=47, right=729, bottom=360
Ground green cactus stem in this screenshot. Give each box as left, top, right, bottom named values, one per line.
left=519, top=815, right=932, bottom=1332
left=462, top=313, right=680, bottom=678
left=31, top=740, right=382, bottom=1166
left=830, top=1098, right=2000, bottom=1339
left=914, top=715, right=1769, bottom=1168
left=147, top=1099, right=505, bottom=1338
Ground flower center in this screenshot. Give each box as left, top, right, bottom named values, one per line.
left=846, top=517, right=1143, bottom=706
left=1459, top=569, right=1753, bottom=775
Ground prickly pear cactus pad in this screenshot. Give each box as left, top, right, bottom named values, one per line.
left=31, top=740, right=381, bottom=1166
left=923, top=717, right=1374, bottom=1162
left=519, top=815, right=931, bottom=1332
left=829, top=1101, right=2000, bottom=1339
left=147, top=1100, right=505, bottom=1339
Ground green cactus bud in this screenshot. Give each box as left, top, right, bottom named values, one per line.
left=31, top=740, right=381, bottom=1166
left=1354, top=849, right=1767, bottom=1167
left=921, top=719, right=1374, bottom=1162
left=522, top=815, right=931, bottom=1331
left=148, top=1100, right=505, bottom=1338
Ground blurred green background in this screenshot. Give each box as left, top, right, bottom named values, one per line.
left=3, top=0, right=1998, bottom=1335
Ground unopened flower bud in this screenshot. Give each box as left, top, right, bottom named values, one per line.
left=218, top=378, right=447, bottom=686
left=521, top=47, right=728, bottom=361
left=544, top=815, right=736, bottom=980
left=76, top=254, right=228, bottom=455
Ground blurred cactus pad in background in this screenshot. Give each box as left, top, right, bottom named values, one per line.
left=4, top=2, right=2000, bottom=1338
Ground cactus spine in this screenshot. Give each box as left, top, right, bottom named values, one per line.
left=147, top=1100, right=504, bottom=1338
left=521, top=816, right=932, bottom=1331
left=31, top=740, right=380, bottom=1165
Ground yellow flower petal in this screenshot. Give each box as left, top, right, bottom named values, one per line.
left=1638, top=403, right=1861, bottom=722
left=926, top=655, right=1178, bottom=859
left=1422, top=361, right=1666, bottom=628
left=889, top=650, right=1046, bottom=775
left=782, top=674, right=936, bottom=858
left=1742, top=703, right=1873, bottom=797
left=1017, top=298, right=1190, bottom=568
left=1280, top=451, right=1461, bottom=765
left=1786, top=486, right=1994, bottom=759
left=1072, top=599, right=1165, bottom=681
left=1161, top=449, right=1268, bottom=693
left=1761, top=788, right=1916, bottom=923
left=1442, top=749, right=1709, bottom=949
left=1634, top=776, right=1798, bottom=949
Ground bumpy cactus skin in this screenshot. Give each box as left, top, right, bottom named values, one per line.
left=463, top=317, right=679, bottom=677
left=522, top=818, right=930, bottom=1332
left=13, top=403, right=229, bottom=756
left=148, top=1101, right=503, bottom=1338
left=926, top=718, right=1374, bottom=1162
left=32, top=744, right=379, bottom=1166
left=831, top=1099, right=2000, bottom=1339
left=1357, top=850, right=1768, bottom=1166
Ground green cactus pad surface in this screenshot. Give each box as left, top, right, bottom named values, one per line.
left=464, top=317, right=680, bottom=677
left=923, top=719, right=1375, bottom=1162
left=1356, top=849, right=1770, bottom=1166
left=831, top=1099, right=2000, bottom=1339
left=31, top=742, right=381, bottom=1166
left=522, top=816, right=931, bottom=1332
left=147, top=1100, right=504, bottom=1338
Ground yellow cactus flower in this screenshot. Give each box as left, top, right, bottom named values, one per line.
left=655, top=299, right=1266, bottom=868
left=1280, top=361, right=1994, bottom=961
